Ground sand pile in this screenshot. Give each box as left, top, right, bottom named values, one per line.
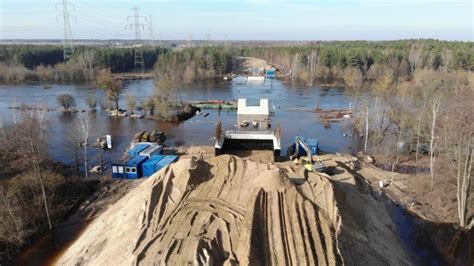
left=232, top=57, right=270, bottom=74
left=56, top=155, right=412, bottom=265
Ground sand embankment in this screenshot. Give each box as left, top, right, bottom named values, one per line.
left=56, top=152, right=412, bottom=265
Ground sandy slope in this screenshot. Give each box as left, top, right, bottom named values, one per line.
left=56, top=154, right=412, bottom=265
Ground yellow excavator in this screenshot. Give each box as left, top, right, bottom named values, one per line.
left=289, top=135, right=326, bottom=173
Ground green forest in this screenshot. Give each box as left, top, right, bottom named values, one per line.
left=155, top=39, right=473, bottom=84
left=1, top=40, right=472, bottom=84
left=0, top=45, right=167, bottom=82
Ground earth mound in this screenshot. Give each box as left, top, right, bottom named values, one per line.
left=56, top=155, right=411, bottom=265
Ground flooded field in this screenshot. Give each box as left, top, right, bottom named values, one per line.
left=0, top=77, right=361, bottom=168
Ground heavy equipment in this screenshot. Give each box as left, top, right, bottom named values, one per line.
left=289, top=135, right=326, bottom=173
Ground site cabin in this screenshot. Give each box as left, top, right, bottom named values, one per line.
left=153, top=155, right=178, bottom=175
left=112, top=158, right=130, bottom=179
left=125, top=155, right=148, bottom=179
left=139, top=144, right=164, bottom=158
left=215, top=98, right=281, bottom=162
left=142, top=155, right=166, bottom=177
left=127, top=143, right=150, bottom=156
left=142, top=155, right=179, bottom=177
left=144, top=155, right=179, bottom=177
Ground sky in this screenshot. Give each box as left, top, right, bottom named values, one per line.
left=0, top=0, right=473, bottom=41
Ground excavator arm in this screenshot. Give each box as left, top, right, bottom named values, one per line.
left=291, top=136, right=313, bottom=164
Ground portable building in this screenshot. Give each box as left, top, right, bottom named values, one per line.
left=141, top=155, right=165, bottom=177
left=125, top=155, right=148, bottom=179
left=112, top=158, right=130, bottom=179
left=139, top=144, right=164, bottom=158
left=154, top=155, right=178, bottom=173
left=127, top=143, right=150, bottom=156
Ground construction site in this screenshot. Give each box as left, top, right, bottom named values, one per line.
left=44, top=98, right=472, bottom=265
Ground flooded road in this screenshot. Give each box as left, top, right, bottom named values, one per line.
left=0, top=77, right=360, bottom=169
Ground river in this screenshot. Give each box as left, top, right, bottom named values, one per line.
left=0, top=77, right=360, bottom=169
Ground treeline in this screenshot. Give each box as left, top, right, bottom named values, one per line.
left=155, top=39, right=473, bottom=84
left=155, top=46, right=233, bottom=83
left=0, top=45, right=167, bottom=82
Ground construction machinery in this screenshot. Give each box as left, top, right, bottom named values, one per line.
left=288, top=135, right=326, bottom=173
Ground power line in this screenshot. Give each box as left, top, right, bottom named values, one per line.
left=149, top=15, right=155, bottom=45
left=57, top=0, right=74, bottom=60
left=126, top=7, right=147, bottom=72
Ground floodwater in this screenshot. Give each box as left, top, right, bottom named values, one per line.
left=0, top=77, right=359, bottom=169
left=2, top=78, right=462, bottom=264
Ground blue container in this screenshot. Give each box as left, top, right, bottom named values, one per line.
left=112, top=157, right=131, bottom=179
left=266, top=69, right=276, bottom=79
left=112, top=161, right=126, bottom=179
left=125, top=155, right=148, bottom=179
left=306, top=138, right=319, bottom=155
left=141, top=155, right=165, bottom=177
left=139, top=145, right=164, bottom=158
left=154, top=155, right=178, bottom=173
left=127, top=144, right=150, bottom=156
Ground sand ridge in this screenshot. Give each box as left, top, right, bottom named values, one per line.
left=56, top=154, right=412, bottom=265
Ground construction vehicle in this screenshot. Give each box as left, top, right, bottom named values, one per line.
left=288, top=135, right=326, bottom=173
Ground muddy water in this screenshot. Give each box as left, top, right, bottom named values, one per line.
left=0, top=77, right=360, bottom=169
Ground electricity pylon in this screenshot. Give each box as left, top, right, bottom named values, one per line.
left=126, top=7, right=146, bottom=72
left=57, top=0, right=74, bottom=60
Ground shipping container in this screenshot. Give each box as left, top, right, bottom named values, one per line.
left=154, top=155, right=178, bottom=173
left=141, top=155, right=165, bottom=177
left=127, top=143, right=150, bottom=156
left=125, top=155, right=148, bottom=179
left=112, top=158, right=130, bottom=179
left=139, top=144, right=164, bottom=158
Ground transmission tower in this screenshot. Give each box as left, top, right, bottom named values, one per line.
left=126, top=7, right=147, bottom=72
left=57, top=0, right=74, bottom=60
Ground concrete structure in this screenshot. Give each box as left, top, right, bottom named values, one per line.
left=215, top=98, right=281, bottom=161
left=237, top=99, right=270, bottom=129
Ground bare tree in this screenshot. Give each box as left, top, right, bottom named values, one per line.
left=77, top=50, right=96, bottom=80
left=127, top=95, right=137, bottom=114
left=66, top=124, right=82, bottom=175
left=415, top=103, right=426, bottom=165
left=409, top=43, right=423, bottom=74
left=0, top=185, right=24, bottom=245
left=364, top=106, right=369, bottom=153
left=86, top=96, right=97, bottom=111
left=19, top=106, right=53, bottom=230
left=343, top=67, right=364, bottom=89
left=455, top=132, right=473, bottom=227
left=429, top=94, right=441, bottom=189
left=77, top=115, right=91, bottom=179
